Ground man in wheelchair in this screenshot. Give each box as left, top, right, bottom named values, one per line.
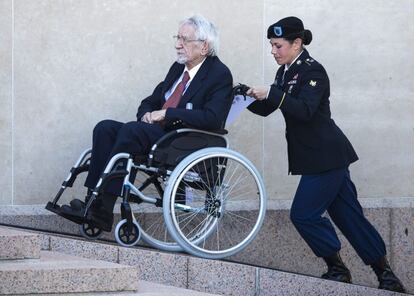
left=59, top=14, right=233, bottom=232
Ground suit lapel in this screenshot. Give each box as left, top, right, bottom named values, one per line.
left=178, top=56, right=213, bottom=107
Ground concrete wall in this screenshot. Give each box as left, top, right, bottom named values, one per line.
left=0, top=0, right=413, bottom=206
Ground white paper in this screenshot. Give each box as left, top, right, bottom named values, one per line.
left=225, top=95, right=255, bottom=126
left=185, top=186, right=194, bottom=203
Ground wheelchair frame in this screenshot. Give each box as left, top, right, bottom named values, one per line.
left=46, top=85, right=267, bottom=259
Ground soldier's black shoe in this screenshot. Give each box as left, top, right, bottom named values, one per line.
left=371, top=257, right=406, bottom=293
left=321, top=253, right=352, bottom=283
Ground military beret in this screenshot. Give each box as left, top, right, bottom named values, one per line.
left=267, top=16, right=312, bottom=45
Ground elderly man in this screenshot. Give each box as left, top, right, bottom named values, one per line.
left=61, top=15, right=233, bottom=231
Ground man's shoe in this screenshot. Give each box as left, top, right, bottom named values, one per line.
left=60, top=204, right=83, bottom=217
left=86, top=205, right=114, bottom=232
left=59, top=204, right=86, bottom=224
left=70, top=199, right=85, bottom=211
left=371, top=257, right=406, bottom=293
left=321, top=252, right=352, bottom=283
left=84, top=193, right=117, bottom=232
left=69, top=191, right=93, bottom=210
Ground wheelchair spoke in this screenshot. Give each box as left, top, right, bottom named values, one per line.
left=184, top=216, right=209, bottom=239
left=203, top=159, right=212, bottom=192
left=226, top=210, right=254, bottom=222
left=176, top=209, right=202, bottom=227
left=146, top=216, right=164, bottom=233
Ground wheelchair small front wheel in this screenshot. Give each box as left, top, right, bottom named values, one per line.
left=163, top=147, right=267, bottom=259
left=79, top=223, right=103, bottom=240
left=115, top=219, right=141, bottom=247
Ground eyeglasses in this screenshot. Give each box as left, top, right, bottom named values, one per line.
left=173, top=35, right=204, bottom=45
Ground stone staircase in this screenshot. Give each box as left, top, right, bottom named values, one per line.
left=0, top=226, right=139, bottom=295
left=0, top=225, right=409, bottom=296
left=0, top=226, right=217, bottom=295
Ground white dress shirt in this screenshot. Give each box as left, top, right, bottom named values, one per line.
left=164, top=58, right=207, bottom=100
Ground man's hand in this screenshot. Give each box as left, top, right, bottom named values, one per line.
left=141, top=112, right=152, bottom=123
left=247, top=86, right=269, bottom=101
left=150, top=110, right=167, bottom=122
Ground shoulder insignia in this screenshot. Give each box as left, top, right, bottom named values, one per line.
left=305, top=58, right=315, bottom=66
left=296, top=60, right=302, bottom=65
left=309, top=80, right=317, bottom=87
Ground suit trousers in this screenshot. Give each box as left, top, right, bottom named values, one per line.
left=290, top=167, right=386, bottom=265
left=84, top=119, right=166, bottom=195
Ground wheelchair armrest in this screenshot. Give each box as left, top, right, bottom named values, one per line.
left=150, top=128, right=228, bottom=152
left=208, top=128, right=228, bottom=135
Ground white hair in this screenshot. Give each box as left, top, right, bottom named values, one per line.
left=180, top=15, right=219, bottom=56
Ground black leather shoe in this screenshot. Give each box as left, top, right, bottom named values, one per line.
left=84, top=193, right=117, bottom=232
left=321, top=252, right=352, bottom=283
left=70, top=199, right=85, bottom=211
left=86, top=205, right=114, bottom=232
left=59, top=204, right=86, bottom=224
left=60, top=204, right=83, bottom=216
left=371, top=257, right=406, bottom=293
left=69, top=191, right=93, bottom=210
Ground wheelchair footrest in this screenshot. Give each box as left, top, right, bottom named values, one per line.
left=45, top=201, right=61, bottom=214
left=45, top=202, right=86, bottom=225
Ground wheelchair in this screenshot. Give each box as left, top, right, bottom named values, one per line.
left=46, top=85, right=266, bottom=259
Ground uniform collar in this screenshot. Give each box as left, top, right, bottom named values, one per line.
left=284, top=50, right=304, bottom=71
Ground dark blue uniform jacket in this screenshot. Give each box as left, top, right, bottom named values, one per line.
left=248, top=49, right=358, bottom=175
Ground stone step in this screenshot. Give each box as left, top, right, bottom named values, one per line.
left=0, top=251, right=139, bottom=295
left=25, top=281, right=220, bottom=295
left=0, top=226, right=41, bottom=259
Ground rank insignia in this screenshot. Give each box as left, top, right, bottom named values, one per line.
left=309, top=80, right=317, bottom=87
left=296, top=60, right=302, bottom=65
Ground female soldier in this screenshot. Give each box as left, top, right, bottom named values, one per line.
left=246, top=16, right=405, bottom=292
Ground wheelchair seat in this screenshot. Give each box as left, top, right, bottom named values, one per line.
left=144, top=128, right=229, bottom=169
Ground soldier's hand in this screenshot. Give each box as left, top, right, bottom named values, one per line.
left=247, top=86, right=269, bottom=101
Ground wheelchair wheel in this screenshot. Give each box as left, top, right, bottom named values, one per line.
left=131, top=171, right=183, bottom=252
left=79, top=223, right=103, bottom=240
left=163, top=147, right=266, bottom=259
left=115, top=219, right=141, bottom=247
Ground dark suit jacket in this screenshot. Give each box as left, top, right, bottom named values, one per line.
left=248, top=49, right=358, bottom=175
left=136, top=56, right=233, bottom=131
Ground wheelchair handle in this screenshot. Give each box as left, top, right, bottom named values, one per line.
left=232, top=83, right=250, bottom=100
